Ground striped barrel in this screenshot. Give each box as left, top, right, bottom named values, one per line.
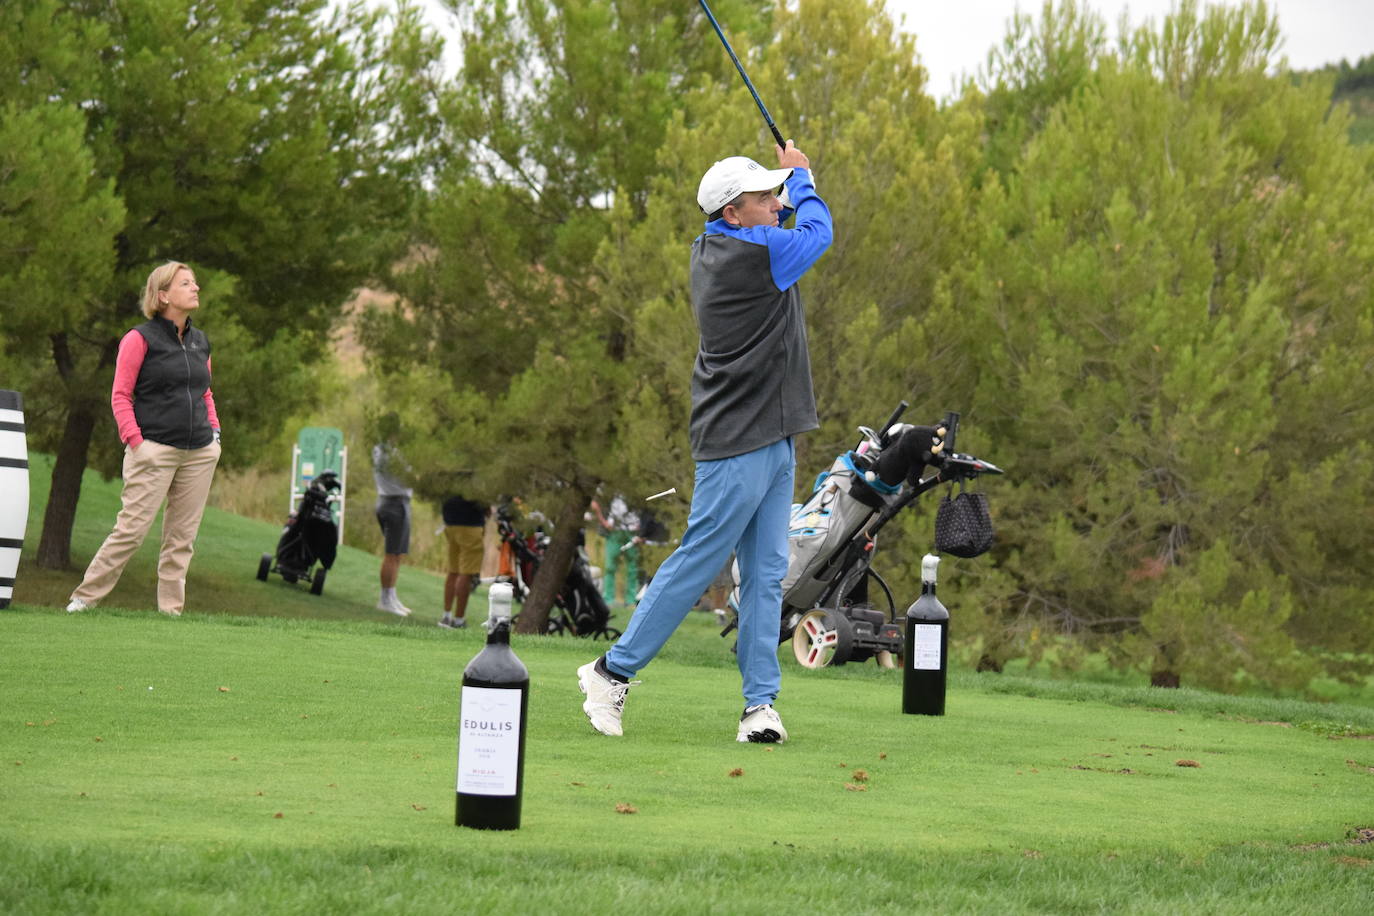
left=0, top=390, right=28, bottom=609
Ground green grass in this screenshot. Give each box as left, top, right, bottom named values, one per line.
left=5, top=456, right=1374, bottom=912
left=13, top=452, right=467, bottom=625
left=2, top=608, right=1372, bottom=914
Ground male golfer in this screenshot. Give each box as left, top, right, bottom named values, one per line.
left=578, top=140, right=831, bottom=742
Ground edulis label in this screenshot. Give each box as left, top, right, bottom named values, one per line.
left=457, top=685, right=523, bottom=796
left=910, top=623, right=943, bottom=670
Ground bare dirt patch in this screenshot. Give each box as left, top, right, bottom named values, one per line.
left=1069, top=764, right=1137, bottom=774
left=1292, top=826, right=1374, bottom=851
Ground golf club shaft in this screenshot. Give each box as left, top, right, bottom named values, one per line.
left=879, top=400, right=909, bottom=437
left=698, top=0, right=787, bottom=149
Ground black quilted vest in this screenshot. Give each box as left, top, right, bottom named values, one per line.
left=131, top=315, right=214, bottom=449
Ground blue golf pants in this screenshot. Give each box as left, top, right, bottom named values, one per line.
left=604, top=437, right=794, bottom=707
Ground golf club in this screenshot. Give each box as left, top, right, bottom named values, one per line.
left=698, top=0, right=788, bottom=149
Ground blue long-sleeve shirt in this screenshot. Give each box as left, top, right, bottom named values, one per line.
left=687, top=167, right=833, bottom=461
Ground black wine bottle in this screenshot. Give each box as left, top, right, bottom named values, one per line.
left=456, top=591, right=529, bottom=830
left=903, top=554, right=949, bottom=716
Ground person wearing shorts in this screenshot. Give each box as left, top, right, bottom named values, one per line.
left=372, top=424, right=413, bottom=616
left=440, top=494, right=487, bottom=629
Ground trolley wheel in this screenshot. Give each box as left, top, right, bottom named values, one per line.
left=257, top=553, right=272, bottom=582
left=875, top=650, right=900, bottom=669
left=310, top=567, right=327, bottom=596
left=791, top=608, right=854, bottom=669
left=595, top=627, right=622, bottom=642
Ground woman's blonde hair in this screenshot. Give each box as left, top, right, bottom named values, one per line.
left=141, top=261, right=192, bottom=319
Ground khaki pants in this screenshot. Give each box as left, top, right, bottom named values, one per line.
left=72, top=439, right=221, bottom=614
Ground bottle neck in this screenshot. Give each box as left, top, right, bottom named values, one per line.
left=487, top=620, right=512, bottom=645
left=921, top=580, right=937, bottom=595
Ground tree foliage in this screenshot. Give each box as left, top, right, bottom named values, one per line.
left=362, top=0, right=1372, bottom=691
left=925, top=0, right=1374, bottom=690
left=0, top=0, right=442, bottom=567
left=15, top=0, right=1369, bottom=694
left=359, top=0, right=776, bottom=632
left=600, top=0, right=1003, bottom=633
left=1304, top=53, right=1374, bottom=145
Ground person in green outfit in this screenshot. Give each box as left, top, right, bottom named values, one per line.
left=591, top=494, right=639, bottom=607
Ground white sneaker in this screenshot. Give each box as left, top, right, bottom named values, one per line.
left=377, top=598, right=411, bottom=617
left=737, top=704, right=788, bottom=743
left=577, top=660, right=637, bottom=737
left=66, top=598, right=90, bottom=613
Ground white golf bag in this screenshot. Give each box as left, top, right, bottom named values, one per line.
left=780, top=452, right=889, bottom=615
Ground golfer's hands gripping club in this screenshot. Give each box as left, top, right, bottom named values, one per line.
left=776, top=140, right=811, bottom=210
left=776, top=139, right=810, bottom=171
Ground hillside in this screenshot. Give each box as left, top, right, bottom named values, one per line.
left=1305, top=54, right=1374, bottom=144
left=1337, top=85, right=1374, bottom=144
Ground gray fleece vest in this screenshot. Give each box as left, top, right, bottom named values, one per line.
left=687, top=233, right=819, bottom=461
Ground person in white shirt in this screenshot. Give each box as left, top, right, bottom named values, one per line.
left=371, top=413, right=413, bottom=616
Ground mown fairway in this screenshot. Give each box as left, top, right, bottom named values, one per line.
left=3, top=605, right=1372, bottom=914
left=5, top=459, right=1373, bottom=912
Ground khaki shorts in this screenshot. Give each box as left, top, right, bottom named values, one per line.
left=445, top=525, right=483, bottom=575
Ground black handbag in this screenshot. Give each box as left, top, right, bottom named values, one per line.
left=934, top=485, right=994, bottom=558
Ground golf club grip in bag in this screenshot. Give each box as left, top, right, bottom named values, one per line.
left=941, top=410, right=959, bottom=455
left=879, top=400, right=908, bottom=438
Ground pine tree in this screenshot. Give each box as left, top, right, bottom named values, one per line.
left=929, top=0, right=1374, bottom=691
left=0, top=0, right=441, bottom=567
left=359, top=0, right=776, bottom=632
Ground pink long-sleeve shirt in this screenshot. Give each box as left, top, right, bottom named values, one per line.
left=111, top=329, right=220, bottom=449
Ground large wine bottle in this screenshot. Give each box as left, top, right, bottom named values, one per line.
left=902, top=554, right=949, bottom=716
left=456, top=585, right=528, bottom=829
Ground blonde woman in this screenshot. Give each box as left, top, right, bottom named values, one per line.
left=67, top=262, right=222, bottom=616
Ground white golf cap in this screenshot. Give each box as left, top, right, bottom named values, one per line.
left=697, top=156, right=793, bottom=214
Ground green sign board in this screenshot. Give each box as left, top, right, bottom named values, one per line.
left=295, top=427, right=344, bottom=490
left=293, top=426, right=346, bottom=533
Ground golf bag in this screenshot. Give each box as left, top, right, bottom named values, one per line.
left=495, top=509, right=621, bottom=640
left=781, top=450, right=889, bottom=614
left=728, top=404, right=1002, bottom=668
left=256, top=469, right=341, bottom=595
